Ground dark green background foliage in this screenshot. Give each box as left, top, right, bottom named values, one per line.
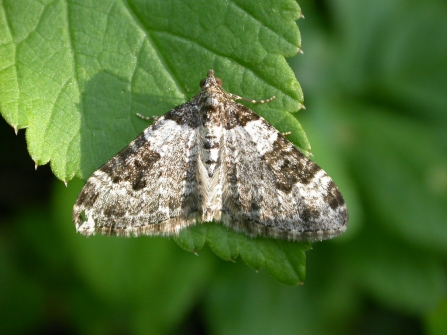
left=1, top=0, right=447, bottom=334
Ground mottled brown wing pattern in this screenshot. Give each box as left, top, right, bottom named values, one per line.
left=73, top=69, right=348, bottom=242
left=220, top=101, right=348, bottom=241
left=73, top=105, right=202, bottom=237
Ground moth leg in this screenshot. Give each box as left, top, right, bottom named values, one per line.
left=229, top=93, right=276, bottom=104
left=136, top=113, right=160, bottom=122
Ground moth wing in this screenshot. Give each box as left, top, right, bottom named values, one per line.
left=221, top=107, right=348, bottom=241
left=73, top=107, right=201, bottom=237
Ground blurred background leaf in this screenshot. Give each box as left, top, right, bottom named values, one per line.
left=1, top=0, right=447, bottom=335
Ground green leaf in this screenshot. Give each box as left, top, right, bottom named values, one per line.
left=0, top=0, right=307, bottom=181
left=0, top=0, right=312, bottom=286
left=174, top=223, right=311, bottom=285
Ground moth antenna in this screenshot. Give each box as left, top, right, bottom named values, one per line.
left=231, top=93, right=276, bottom=104
left=136, top=113, right=160, bottom=122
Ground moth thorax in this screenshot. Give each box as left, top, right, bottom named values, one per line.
left=200, top=126, right=222, bottom=177
left=206, top=95, right=219, bottom=108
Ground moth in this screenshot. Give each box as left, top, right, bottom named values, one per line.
left=73, top=70, right=348, bottom=241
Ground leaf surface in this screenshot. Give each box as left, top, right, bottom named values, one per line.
left=0, top=0, right=310, bottom=285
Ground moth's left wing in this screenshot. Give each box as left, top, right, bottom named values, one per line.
left=73, top=103, right=202, bottom=237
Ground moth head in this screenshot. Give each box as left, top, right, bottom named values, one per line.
left=200, top=70, right=223, bottom=90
